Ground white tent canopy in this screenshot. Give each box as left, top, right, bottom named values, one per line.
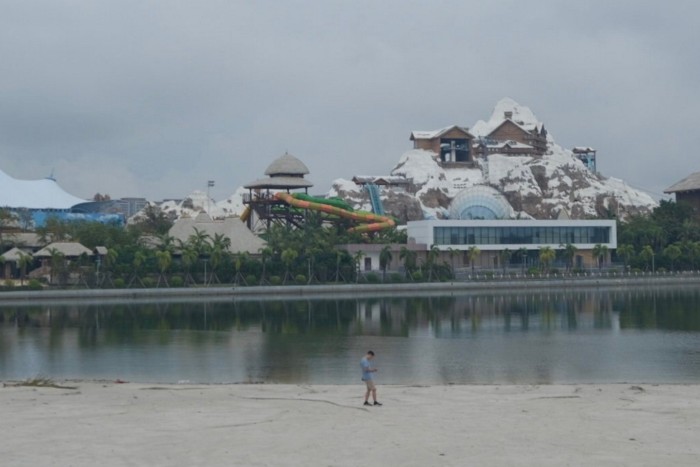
left=0, top=168, right=86, bottom=209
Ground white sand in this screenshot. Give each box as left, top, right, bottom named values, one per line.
left=2, top=382, right=700, bottom=467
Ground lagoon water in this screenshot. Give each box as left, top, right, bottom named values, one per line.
left=2, top=285, right=700, bottom=385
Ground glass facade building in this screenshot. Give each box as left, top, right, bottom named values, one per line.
left=408, top=219, right=617, bottom=251
left=434, top=225, right=610, bottom=246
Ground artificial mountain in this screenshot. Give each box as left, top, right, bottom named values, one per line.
left=329, top=98, right=657, bottom=222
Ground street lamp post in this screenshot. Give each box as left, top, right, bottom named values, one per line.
left=207, top=180, right=215, bottom=215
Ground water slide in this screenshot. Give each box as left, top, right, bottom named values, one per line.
left=274, top=192, right=395, bottom=233
left=365, top=184, right=385, bottom=215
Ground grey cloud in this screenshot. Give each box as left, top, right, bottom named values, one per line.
left=1, top=1, right=698, bottom=200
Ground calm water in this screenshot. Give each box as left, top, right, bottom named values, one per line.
left=1, top=286, right=700, bottom=384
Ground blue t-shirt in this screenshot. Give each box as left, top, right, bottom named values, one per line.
left=360, top=357, right=373, bottom=381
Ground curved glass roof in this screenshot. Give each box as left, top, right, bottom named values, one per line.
left=448, top=185, right=514, bottom=220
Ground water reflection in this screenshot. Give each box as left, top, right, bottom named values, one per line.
left=1, top=286, right=699, bottom=384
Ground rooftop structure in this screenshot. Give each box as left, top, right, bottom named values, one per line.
left=0, top=168, right=85, bottom=209
left=242, top=152, right=314, bottom=230
left=410, top=125, right=475, bottom=164
left=244, top=152, right=313, bottom=190
left=169, top=212, right=266, bottom=255
left=664, top=171, right=700, bottom=214
left=572, top=147, right=597, bottom=173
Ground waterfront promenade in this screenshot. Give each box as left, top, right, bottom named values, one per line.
left=1, top=270, right=699, bottom=304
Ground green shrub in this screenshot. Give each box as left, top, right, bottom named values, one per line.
left=269, top=275, right=282, bottom=286
left=114, top=278, right=126, bottom=288
left=245, top=274, right=257, bottom=285
left=169, top=276, right=184, bottom=288
left=389, top=273, right=403, bottom=283
left=527, top=266, right=540, bottom=275
left=142, top=277, right=155, bottom=288
left=295, top=274, right=307, bottom=284
left=365, top=272, right=380, bottom=283
left=28, top=279, right=43, bottom=290
left=412, top=271, right=423, bottom=282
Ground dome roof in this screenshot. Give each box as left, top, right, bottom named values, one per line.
left=448, top=185, right=514, bottom=220
left=264, top=152, right=309, bottom=177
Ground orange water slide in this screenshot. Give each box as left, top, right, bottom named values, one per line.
left=274, top=192, right=395, bottom=233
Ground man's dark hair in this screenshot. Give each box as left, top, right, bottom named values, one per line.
left=367, top=350, right=375, bottom=356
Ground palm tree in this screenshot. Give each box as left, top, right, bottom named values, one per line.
left=232, top=252, right=249, bottom=285
left=259, top=246, right=273, bottom=285
left=499, top=248, right=512, bottom=275
left=333, top=250, right=345, bottom=283
left=592, top=244, right=608, bottom=270
left=467, top=246, right=480, bottom=275
left=399, top=247, right=417, bottom=280
left=48, top=247, right=66, bottom=286
left=100, top=248, right=119, bottom=287
left=281, top=248, right=298, bottom=284
left=560, top=243, right=578, bottom=273
left=17, top=252, right=32, bottom=286
left=188, top=228, right=210, bottom=253
left=425, top=245, right=440, bottom=281
left=128, top=250, right=148, bottom=287
left=180, top=245, right=199, bottom=285
left=352, top=250, right=365, bottom=283
left=539, top=246, right=555, bottom=274
left=208, top=241, right=229, bottom=285
left=155, top=249, right=172, bottom=287
left=664, top=243, right=682, bottom=272
left=640, top=245, right=655, bottom=272
left=446, top=247, right=458, bottom=279
left=379, top=245, right=393, bottom=282
left=188, top=228, right=211, bottom=283
left=158, top=233, right=176, bottom=253
left=616, top=244, right=634, bottom=273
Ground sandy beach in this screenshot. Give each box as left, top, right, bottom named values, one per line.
left=2, top=382, right=699, bottom=466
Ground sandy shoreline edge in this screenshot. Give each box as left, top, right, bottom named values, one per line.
left=3, top=381, right=700, bottom=466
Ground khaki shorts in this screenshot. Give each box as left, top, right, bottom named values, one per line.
left=363, top=379, right=376, bottom=390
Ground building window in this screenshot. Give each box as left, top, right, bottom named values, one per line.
left=439, top=138, right=470, bottom=163
left=433, top=226, right=611, bottom=247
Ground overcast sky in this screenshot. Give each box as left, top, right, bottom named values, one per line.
left=1, top=1, right=698, bottom=202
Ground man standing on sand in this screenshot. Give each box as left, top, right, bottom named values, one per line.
left=361, top=350, right=381, bottom=406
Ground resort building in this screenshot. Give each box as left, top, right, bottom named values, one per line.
left=410, top=126, right=475, bottom=164
left=407, top=219, right=616, bottom=270
left=475, top=111, right=548, bottom=156
left=0, top=167, right=124, bottom=227
left=572, top=147, right=597, bottom=173
left=169, top=212, right=266, bottom=255
left=664, top=171, right=700, bottom=215
left=242, top=152, right=314, bottom=230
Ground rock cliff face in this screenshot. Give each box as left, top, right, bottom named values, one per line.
left=329, top=98, right=657, bottom=222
